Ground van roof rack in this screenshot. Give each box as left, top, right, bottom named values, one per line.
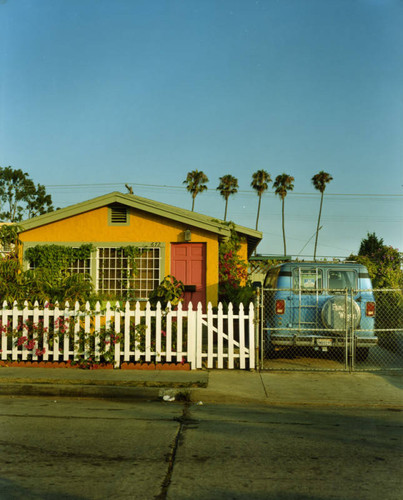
left=251, top=255, right=358, bottom=264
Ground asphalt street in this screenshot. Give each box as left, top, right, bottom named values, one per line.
left=0, top=396, right=401, bottom=500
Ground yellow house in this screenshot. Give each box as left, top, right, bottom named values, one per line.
left=18, top=192, right=262, bottom=308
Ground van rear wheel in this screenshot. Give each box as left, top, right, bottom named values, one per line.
left=355, top=347, right=369, bottom=361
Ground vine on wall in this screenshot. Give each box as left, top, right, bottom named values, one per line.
left=25, top=244, right=94, bottom=270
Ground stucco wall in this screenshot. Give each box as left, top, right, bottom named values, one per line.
left=20, top=206, right=220, bottom=305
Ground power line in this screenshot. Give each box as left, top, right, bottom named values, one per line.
left=44, top=182, right=403, bottom=198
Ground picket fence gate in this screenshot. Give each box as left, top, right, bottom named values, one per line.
left=0, top=300, right=256, bottom=370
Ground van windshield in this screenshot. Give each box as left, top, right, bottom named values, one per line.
left=327, top=270, right=356, bottom=290
left=293, top=268, right=323, bottom=292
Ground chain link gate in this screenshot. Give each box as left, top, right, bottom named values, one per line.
left=256, top=286, right=403, bottom=372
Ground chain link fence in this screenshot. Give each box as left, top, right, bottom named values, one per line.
left=257, top=287, right=403, bottom=372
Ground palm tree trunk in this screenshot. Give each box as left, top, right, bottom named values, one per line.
left=255, top=194, right=262, bottom=230
left=224, top=198, right=228, bottom=221
left=282, top=198, right=286, bottom=256
left=314, top=192, right=324, bottom=260
left=191, top=196, right=195, bottom=212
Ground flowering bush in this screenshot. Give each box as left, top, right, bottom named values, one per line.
left=218, top=225, right=255, bottom=308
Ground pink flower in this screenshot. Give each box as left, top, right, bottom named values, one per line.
left=26, top=340, right=36, bottom=350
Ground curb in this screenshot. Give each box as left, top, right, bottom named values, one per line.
left=0, top=383, right=163, bottom=401
left=1, top=384, right=401, bottom=408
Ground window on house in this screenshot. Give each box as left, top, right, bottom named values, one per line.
left=67, top=257, right=91, bottom=275
left=97, top=247, right=160, bottom=299
left=0, top=242, right=11, bottom=256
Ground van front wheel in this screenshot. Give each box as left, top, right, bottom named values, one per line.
left=265, top=334, right=275, bottom=359
left=355, top=347, right=369, bottom=361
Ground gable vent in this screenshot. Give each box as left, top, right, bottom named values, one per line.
left=110, top=205, right=128, bottom=224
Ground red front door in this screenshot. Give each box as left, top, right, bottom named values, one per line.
left=171, top=243, right=206, bottom=310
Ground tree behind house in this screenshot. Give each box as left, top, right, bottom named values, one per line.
left=183, top=170, right=209, bottom=211
left=0, top=166, right=54, bottom=222
left=311, top=170, right=333, bottom=259
left=251, top=169, right=272, bottom=230
left=217, top=174, right=238, bottom=221
left=273, top=173, right=294, bottom=256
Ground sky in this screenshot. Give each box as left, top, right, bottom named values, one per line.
left=1, top=0, right=402, bottom=258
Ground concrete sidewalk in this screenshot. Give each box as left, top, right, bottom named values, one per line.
left=0, top=367, right=402, bottom=407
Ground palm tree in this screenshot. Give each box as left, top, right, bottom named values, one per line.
left=251, top=170, right=272, bottom=230
left=311, top=171, right=333, bottom=260
left=217, top=174, right=238, bottom=221
left=273, top=173, right=294, bottom=256
left=183, top=170, right=209, bottom=211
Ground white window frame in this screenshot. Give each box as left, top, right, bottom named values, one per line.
left=96, top=246, right=161, bottom=300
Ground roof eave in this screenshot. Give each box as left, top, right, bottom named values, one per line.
left=18, top=192, right=259, bottom=241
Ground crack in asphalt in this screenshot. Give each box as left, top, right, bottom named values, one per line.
left=156, top=402, right=198, bottom=500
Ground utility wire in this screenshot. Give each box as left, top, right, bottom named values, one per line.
left=44, top=182, right=403, bottom=198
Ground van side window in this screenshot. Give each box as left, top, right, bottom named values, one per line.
left=327, top=270, right=357, bottom=290
left=293, top=268, right=322, bottom=293
left=264, top=267, right=282, bottom=288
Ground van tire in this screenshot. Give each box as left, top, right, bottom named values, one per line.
left=265, top=334, right=275, bottom=359
left=355, top=347, right=369, bottom=361
left=321, top=296, right=361, bottom=330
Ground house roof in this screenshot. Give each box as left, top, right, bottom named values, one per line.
left=19, top=192, right=262, bottom=255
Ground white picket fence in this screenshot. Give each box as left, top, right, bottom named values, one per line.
left=0, top=300, right=255, bottom=370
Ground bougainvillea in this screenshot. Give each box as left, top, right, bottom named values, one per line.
left=218, top=224, right=255, bottom=307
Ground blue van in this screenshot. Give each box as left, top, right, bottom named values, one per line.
left=263, top=261, right=377, bottom=360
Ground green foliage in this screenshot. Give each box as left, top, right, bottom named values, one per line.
left=148, top=275, right=185, bottom=309
left=219, top=232, right=248, bottom=287
left=311, top=171, right=333, bottom=194
left=273, top=173, right=294, bottom=200
left=0, top=252, right=25, bottom=303
left=273, top=173, right=295, bottom=256
left=350, top=233, right=403, bottom=350
left=2, top=243, right=152, bottom=306
left=25, top=244, right=94, bottom=270
left=311, top=171, right=333, bottom=259
left=219, top=281, right=256, bottom=310
left=0, top=166, right=54, bottom=222
left=350, top=233, right=402, bottom=289
left=0, top=244, right=95, bottom=305
left=251, top=170, right=272, bottom=230
left=0, top=223, right=22, bottom=248
left=358, top=232, right=384, bottom=257
left=119, top=245, right=143, bottom=284
left=24, top=268, right=94, bottom=305
left=0, top=224, right=24, bottom=303
left=183, top=170, right=209, bottom=211
left=217, top=174, right=239, bottom=221
left=120, top=245, right=143, bottom=260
